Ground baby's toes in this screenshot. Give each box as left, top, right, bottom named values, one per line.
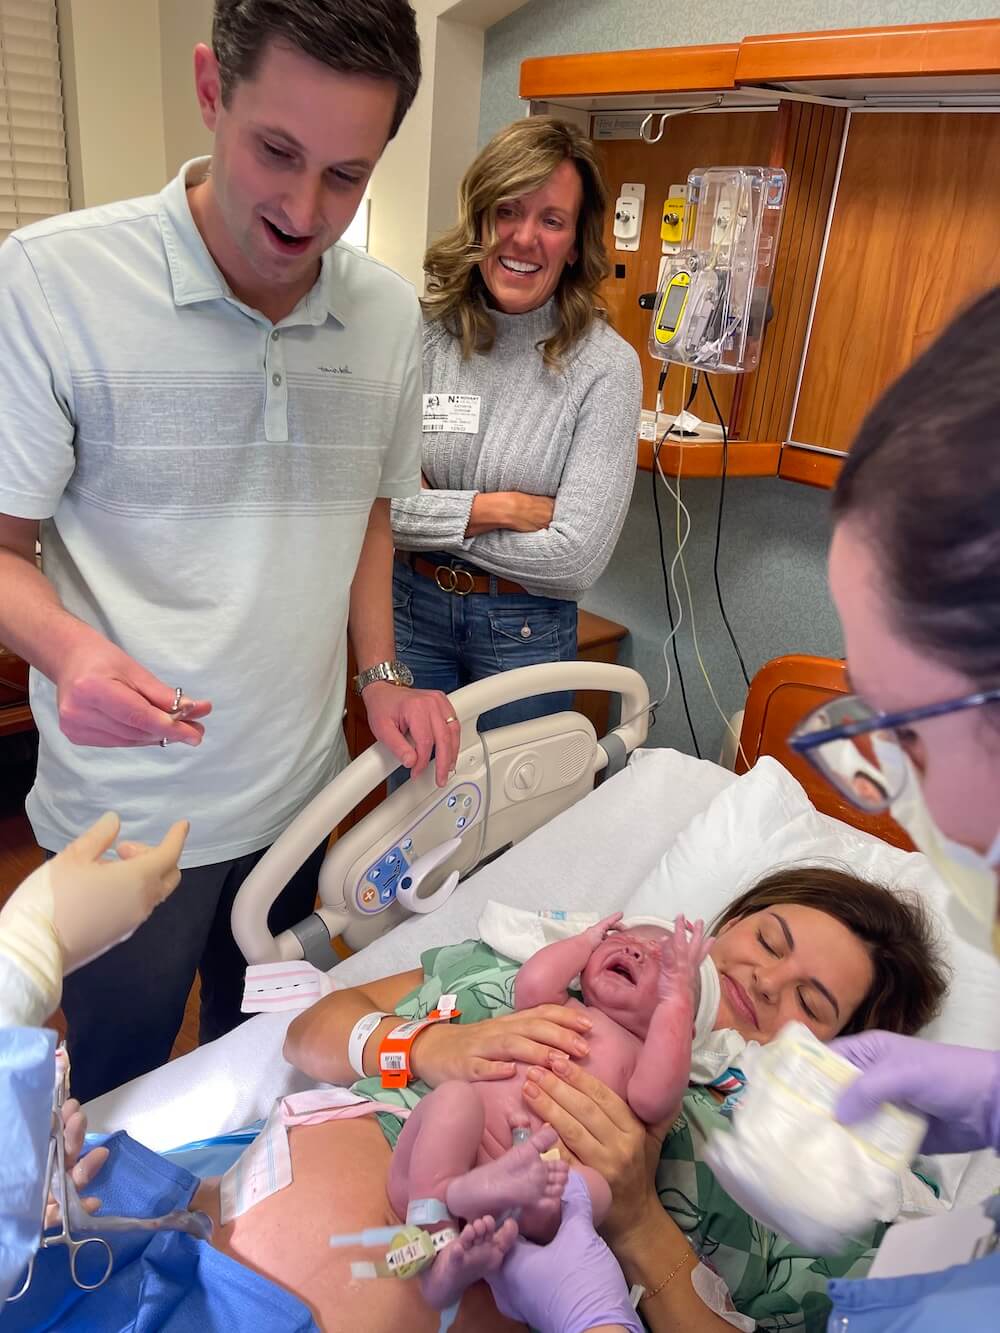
left=496, top=1217, right=519, bottom=1247
left=526, top=1124, right=558, bottom=1155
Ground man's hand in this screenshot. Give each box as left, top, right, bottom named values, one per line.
left=362, top=681, right=459, bottom=786
left=55, top=631, right=211, bottom=748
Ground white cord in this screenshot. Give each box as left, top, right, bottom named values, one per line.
left=668, top=436, right=751, bottom=769
left=616, top=423, right=693, bottom=737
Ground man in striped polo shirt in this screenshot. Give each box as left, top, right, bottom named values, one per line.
left=0, top=0, right=458, bottom=1101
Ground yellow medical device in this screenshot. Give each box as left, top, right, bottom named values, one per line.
left=647, top=166, right=787, bottom=373
left=653, top=270, right=691, bottom=346
left=660, top=193, right=687, bottom=248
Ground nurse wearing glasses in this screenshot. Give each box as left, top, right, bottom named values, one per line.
left=788, top=288, right=1000, bottom=1331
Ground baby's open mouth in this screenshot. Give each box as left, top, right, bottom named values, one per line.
left=606, top=958, right=637, bottom=985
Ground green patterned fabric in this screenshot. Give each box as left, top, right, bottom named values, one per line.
left=352, top=939, right=881, bottom=1332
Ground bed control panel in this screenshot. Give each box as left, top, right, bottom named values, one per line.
left=354, top=781, right=482, bottom=914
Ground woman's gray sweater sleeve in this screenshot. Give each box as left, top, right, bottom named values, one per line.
left=457, top=347, right=641, bottom=594
left=390, top=486, right=478, bottom=545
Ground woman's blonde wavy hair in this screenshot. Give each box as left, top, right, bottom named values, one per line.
left=422, top=116, right=610, bottom=370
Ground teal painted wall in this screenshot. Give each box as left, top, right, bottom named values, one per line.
left=477, top=1, right=992, bottom=755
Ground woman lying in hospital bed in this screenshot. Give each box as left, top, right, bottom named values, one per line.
left=183, top=860, right=947, bottom=1333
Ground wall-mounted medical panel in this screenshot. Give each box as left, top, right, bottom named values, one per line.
left=521, top=17, right=1000, bottom=483
left=593, top=110, right=776, bottom=429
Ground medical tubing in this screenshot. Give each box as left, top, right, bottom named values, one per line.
left=667, top=449, right=747, bottom=768
left=704, top=373, right=751, bottom=688
left=329, top=1226, right=402, bottom=1248
left=650, top=369, right=701, bottom=756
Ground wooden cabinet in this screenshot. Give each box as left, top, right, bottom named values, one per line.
left=0, top=644, right=31, bottom=739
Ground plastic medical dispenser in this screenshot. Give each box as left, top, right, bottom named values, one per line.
left=648, top=166, right=786, bottom=374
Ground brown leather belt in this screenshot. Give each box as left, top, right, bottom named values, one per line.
left=395, top=551, right=526, bottom=597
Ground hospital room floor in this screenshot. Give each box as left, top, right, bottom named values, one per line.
left=0, top=805, right=201, bottom=1060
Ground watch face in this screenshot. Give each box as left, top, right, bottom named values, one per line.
left=394, top=661, right=415, bottom=687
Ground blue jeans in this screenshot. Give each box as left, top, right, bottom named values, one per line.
left=393, top=554, right=578, bottom=733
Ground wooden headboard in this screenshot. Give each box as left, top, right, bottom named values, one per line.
left=736, top=654, right=912, bottom=850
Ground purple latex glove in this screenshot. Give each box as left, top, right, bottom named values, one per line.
left=831, top=1031, right=1000, bottom=1155
left=486, top=1172, right=642, bottom=1333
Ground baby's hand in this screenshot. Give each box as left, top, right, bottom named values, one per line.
left=583, top=912, right=624, bottom=951
left=656, top=916, right=711, bottom=1008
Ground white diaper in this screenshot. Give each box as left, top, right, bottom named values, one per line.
left=704, top=1022, right=928, bottom=1253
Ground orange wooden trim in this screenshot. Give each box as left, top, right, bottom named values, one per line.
left=778, top=446, right=844, bottom=489
left=638, top=437, right=780, bottom=478
left=736, top=19, right=1000, bottom=84
left=0, top=704, right=34, bottom=737
left=520, top=43, right=739, bottom=100
left=736, top=653, right=913, bottom=850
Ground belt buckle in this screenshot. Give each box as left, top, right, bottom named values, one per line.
left=435, top=565, right=475, bottom=596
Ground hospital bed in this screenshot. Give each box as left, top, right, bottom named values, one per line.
left=85, top=655, right=1000, bottom=1214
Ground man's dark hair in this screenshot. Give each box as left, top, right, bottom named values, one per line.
left=212, top=0, right=421, bottom=140
left=833, top=285, right=1000, bottom=686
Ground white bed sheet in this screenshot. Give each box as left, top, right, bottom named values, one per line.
left=87, top=748, right=734, bottom=1150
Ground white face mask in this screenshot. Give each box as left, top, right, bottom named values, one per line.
left=875, top=737, right=1000, bottom=956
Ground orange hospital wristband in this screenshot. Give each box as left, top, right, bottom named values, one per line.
left=379, top=993, right=461, bottom=1089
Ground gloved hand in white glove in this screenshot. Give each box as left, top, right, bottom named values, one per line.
left=0, top=812, right=188, bottom=1027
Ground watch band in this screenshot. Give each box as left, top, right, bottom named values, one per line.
left=353, top=659, right=414, bottom=694
left=348, top=1010, right=391, bottom=1079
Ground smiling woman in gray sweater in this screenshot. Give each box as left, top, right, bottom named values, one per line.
left=390, top=117, right=642, bottom=730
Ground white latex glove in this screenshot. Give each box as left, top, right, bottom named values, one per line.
left=0, top=812, right=188, bottom=1026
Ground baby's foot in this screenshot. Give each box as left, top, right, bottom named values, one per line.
left=419, top=1214, right=519, bottom=1310
left=445, top=1126, right=561, bottom=1220
left=518, top=1155, right=570, bottom=1243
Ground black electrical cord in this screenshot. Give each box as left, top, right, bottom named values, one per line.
left=704, top=373, right=751, bottom=688
left=651, top=367, right=701, bottom=757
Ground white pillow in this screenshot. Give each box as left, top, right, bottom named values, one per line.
left=624, top=756, right=1000, bottom=1205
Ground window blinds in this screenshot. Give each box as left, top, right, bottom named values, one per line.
left=0, top=0, right=69, bottom=242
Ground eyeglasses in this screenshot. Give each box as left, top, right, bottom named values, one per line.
left=788, top=688, right=1000, bottom=814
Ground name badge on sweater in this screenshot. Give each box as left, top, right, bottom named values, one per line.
left=423, top=393, right=481, bottom=434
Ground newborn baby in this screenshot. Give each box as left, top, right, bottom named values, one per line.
left=385, top=912, right=708, bottom=1310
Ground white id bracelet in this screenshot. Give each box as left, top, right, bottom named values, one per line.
left=348, top=1011, right=392, bottom=1078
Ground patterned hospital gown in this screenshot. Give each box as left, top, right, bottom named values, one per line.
left=352, top=939, right=884, bottom=1333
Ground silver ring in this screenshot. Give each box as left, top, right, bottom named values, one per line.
left=170, top=686, right=183, bottom=714
left=159, top=737, right=168, bottom=748
left=444, top=716, right=459, bottom=725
